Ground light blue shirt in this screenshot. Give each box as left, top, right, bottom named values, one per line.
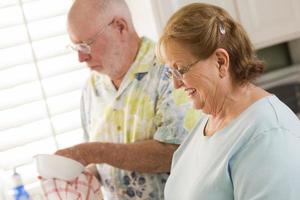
left=165, top=95, right=300, bottom=200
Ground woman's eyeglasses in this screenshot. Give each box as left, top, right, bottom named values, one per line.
left=166, top=59, right=200, bottom=80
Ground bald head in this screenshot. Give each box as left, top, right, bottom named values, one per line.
left=68, top=0, right=134, bottom=34
left=66, top=0, right=141, bottom=84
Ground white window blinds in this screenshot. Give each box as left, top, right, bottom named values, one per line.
left=0, top=0, right=88, bottom=198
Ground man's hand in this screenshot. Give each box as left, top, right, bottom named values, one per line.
left=55, top=143, right=91, bottom=166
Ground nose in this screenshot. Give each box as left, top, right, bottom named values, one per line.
left=173, top=78, right=184, bottom=89
left=78, top=51, right=91, bottom=62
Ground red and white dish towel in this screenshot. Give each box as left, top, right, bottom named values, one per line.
left=39, top=170, right=102, bottom=200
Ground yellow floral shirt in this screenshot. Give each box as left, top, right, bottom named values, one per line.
left=80, top=37, right=201, bottom=200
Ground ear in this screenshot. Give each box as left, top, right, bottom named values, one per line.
left=215, top=48, right=229, bottom=78
left=112, top=17, right=128, bottom=35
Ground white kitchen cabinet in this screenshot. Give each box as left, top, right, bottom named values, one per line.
left=236, top=0, right=300, bottom=49
left=151, top=0, right=300, bottom=49
left=151, top=0, right=237, bottom=35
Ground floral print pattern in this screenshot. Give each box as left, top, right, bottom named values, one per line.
left=80, top=37, right=201, bottom=199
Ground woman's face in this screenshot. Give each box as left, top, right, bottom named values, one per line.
left=164, top=42, right=224, bottom=113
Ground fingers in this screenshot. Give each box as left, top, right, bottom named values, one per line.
left=55, top=148, right=72, bottom=157
left=54, top=145, right=89, bottom=166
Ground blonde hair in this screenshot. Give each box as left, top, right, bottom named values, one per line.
left=158, top=3, right=264, bottom=84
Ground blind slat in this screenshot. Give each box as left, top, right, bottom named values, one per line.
left=28, top=14, right=67, bottom=40
left=0, top=0, right=86, bottom=198
left=32, top=35, right=70, bottom=60
left=0, top=44, right=34, bottom=69
left=0, top=5, right=23, bottom=28
left=0, top=0, right=18, bottom=8
left=0, top=25, right=28, bottom=48
left=0, top=63, right=37, bottom=89
left=37, top=53, right=85, bottom=78
left=47, top=90, right=81, bottom=115
left=0, top=137, right=57, bottom=170
left=0, top=81, right=43, bottom=110
left=56, top=129, right=84, bottom=149
left=52, top=109, right=81, bottom=134
left=0, top=101, right=48, bottom=130
left=42, top=68, right=88, bottom=97
left=23, top=0, right=69, bottom=22
left=0, top=119, right=52, bottom=151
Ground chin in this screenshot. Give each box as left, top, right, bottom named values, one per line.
left=191, top=99, right=203, bottom=110
left=91, top=67, right=102, bottom=72
left=189, top=94, right=203, bottom=109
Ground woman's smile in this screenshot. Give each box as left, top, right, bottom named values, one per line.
left=185, top=88, right=197, bottom=98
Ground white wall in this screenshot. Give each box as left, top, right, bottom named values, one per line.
left=125, top=0, right=159, bottom=41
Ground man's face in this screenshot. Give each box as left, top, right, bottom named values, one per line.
left=68, top=19, right=125, bottom=79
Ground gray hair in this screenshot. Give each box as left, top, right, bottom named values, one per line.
left=93, top=0, right=134, bottom=29
left=69, top=0, right=134, bottom=30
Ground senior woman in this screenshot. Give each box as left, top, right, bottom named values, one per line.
left=157, top=3, right=300, bottom=200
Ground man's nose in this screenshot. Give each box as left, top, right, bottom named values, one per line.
left=173, top=78, right=184, bottom=89
left=78, top=51, right=91, bottom=62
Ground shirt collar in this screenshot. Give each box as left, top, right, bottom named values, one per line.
left=129, top=37, right=156, bottom=75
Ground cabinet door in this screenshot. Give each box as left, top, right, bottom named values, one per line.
left=151, top=0, right=237, bottom=34
left=236, top=0, right=300, bottom=49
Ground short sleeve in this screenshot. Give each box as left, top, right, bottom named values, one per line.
left=230, top=128, right=300, bottom=200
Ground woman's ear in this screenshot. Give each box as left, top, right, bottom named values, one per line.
left=215, top=48, right=229, bottom=78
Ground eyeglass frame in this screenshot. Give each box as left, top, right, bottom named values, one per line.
left=67, top=19, right=114, bottom=54
left=166, top=59, right=201, bottom=80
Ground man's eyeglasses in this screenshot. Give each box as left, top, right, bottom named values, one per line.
left=166, top=59, right=200, bottom=80
left=67, top=20, right=114, bottom=54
